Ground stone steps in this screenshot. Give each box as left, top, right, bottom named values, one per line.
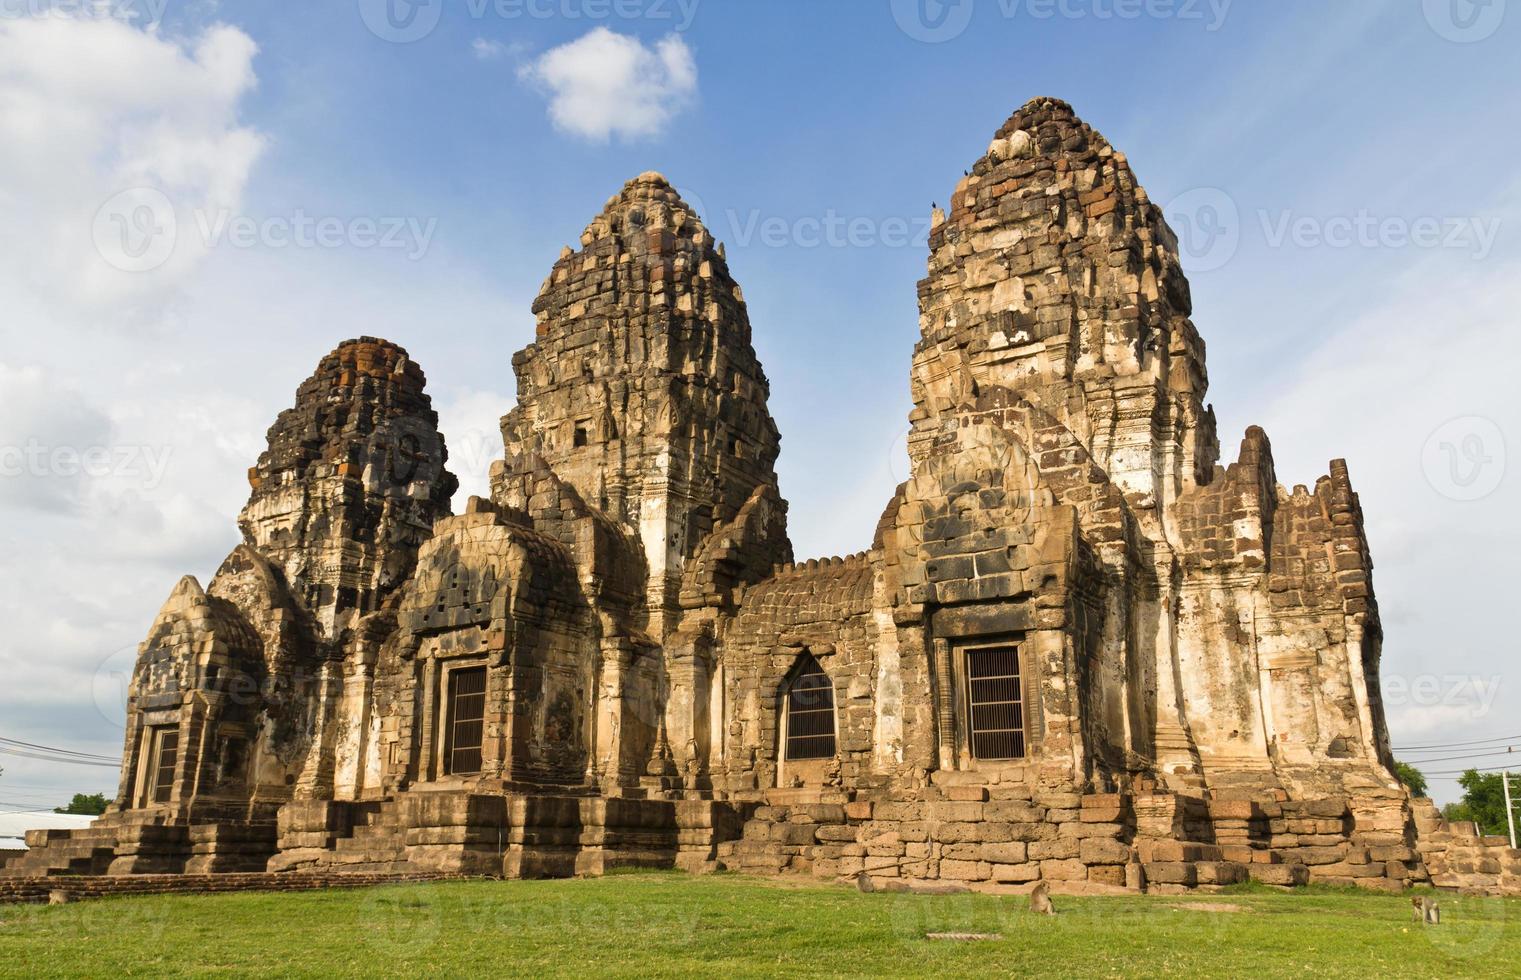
left=2, top=844, right=116, bottom=878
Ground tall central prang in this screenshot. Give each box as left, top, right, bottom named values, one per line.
left=494, top=172, right=789, bottom=640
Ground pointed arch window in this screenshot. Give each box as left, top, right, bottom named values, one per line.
left=784, top=654, right=836, bottom=760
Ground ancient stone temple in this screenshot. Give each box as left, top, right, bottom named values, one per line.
left=8, top=98, right=1516, bottom=896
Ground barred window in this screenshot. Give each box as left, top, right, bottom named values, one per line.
left=445, top=667, right=487, bottom=775
left=966, top=646, right=1026, bottom=760
left=151, top=727, right=180, bottom=804
left=785, top=654, right=836, bottom=761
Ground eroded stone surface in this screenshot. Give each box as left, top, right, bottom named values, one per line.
left=12, top=100, right=1508, bottom=896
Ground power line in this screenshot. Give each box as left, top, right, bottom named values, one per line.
left=1415, top=764, right=1521, bottom=778
left=0, top=792, right=66, bottom=804
left=0, top=736, right=117, bottom=762
left=1393, top=734, right=1521, bottom=752
left=0, top=747, right=119, bottom=769
left=1398, top=748, right=1519, bottom=765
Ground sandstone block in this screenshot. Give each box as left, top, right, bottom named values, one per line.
left=1040, top=858, right=1087, bottom=881
left=980, top=842, right=1028, bottom=864
left=1143, top=862, right=1196, bottom=885
left=989, top=862, right=1040, bottom=883
left=928, top=802, right=985, bottom=823
left=1249, top=864, right=1309, bottom=887
left=939, top=859, right=990, bottom=882
left=1079, top=838, right=1131, bottom=865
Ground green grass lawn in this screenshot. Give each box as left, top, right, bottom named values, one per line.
left=1, top=872, right=1517, bottom=978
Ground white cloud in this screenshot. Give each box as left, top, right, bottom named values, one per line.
left=0, top=13, right=267, bottom=804
left=519, top=27, right=696, bottom=142
left=472, top=37, right=506, bottom=60
left=0, top=12, right=264, bottom=315
left=0, top=363, right=114, bottom=513
left=1254, top=246, right=1521, bottom=802
left=435, top=386, right=515, bottom=509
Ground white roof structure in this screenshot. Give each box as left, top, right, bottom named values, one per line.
left=0, top=812, right=97, bottom=850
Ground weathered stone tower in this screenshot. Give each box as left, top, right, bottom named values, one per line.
left=239, top=338, right=458, bottom=639
left=495, top=172, right=789, bottom=641
left=12, top=100, right=1516, bottom=898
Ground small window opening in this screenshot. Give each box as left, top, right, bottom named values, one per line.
left=784, top=654, right=836, bottom=761
left=444, top=667, right=487, bottom=776
left=151, top=727, right=180, bottom=804
left=966, top=646, right=1026, bottom=760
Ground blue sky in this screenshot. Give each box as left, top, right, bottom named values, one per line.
left=0, top=0, right=1516, bottom=810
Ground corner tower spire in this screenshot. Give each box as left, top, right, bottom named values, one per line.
left=239, top=336, right=458, bottom=639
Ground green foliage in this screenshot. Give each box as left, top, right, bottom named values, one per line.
left=2, top=875, right=1520, bottom=977
left=1393, top=761, right=1428, bottom=797
left=1443, top=801, right=1477, bottom=824
left=1452, top=769, right=1515, bottom=836
left=52, top=793, right=107, bottom=816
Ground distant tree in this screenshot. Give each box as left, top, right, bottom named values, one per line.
left=1394, top=761, right=1428, bottom=797
left=1443, top=801, right=1476, bottom=824
left=1444, top=770, right=1514, bottom=836
left=54, top=793, right=108, bottom=816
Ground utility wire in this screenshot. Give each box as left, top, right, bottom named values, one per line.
left=1415, top=764, right=1521, bottom=777
left=0, top=736, right=117, bottom=762
left=1393, top=734, right=1521, bottom=752
left=0, top=746, right=119, bottom=768
left=1397, top=748, right=1518, bottom=765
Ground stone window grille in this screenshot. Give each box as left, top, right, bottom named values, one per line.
left=444, top=666, right=487, bottom=775
left=784, top=654, right=836, bottom=760
left=965, top=646, right=1026, bottom=760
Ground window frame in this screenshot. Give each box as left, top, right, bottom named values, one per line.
left=956, top=642, right=1030, bottom=764
left=782, top=653, right=837, bottom=763
left=150, top=725, right=180, bottom=805
left=442, top=665, right=488, bottom=777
